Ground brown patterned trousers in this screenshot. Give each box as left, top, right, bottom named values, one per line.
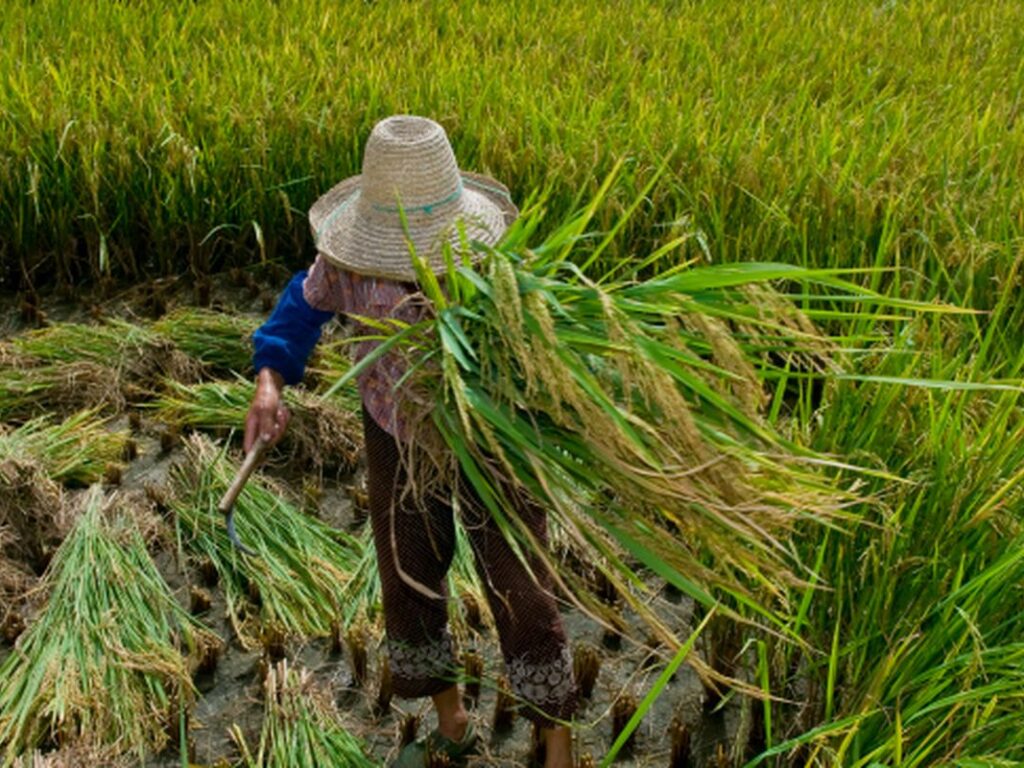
left=363, top=407, right=578, bottom=727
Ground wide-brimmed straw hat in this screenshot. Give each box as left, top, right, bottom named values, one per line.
left=309, top=115, right=518, bottom=281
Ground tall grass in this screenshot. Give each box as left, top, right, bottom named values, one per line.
left=1, top=0, right=1022, bottom=322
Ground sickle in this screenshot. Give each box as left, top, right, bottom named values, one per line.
left=216, top=435, right=268, bottom=557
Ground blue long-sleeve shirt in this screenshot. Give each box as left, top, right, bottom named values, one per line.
left=251, top=271, right=335, bottom=385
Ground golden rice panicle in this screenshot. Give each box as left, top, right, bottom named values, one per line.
left=682, top=312, right=765, bottom=416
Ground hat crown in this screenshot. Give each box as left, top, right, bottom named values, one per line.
left=359, top=115, right=462, bottom=212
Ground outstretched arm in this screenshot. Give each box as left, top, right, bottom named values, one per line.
left=245, top=269, right=335, bottom=451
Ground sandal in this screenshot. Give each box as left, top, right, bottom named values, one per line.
left=389, top=722, right=480, bottom=767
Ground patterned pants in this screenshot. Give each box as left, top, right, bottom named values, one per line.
left=363, top=407, right=578, bottom=727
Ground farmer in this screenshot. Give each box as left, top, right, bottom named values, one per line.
left=245, top=115, right=577, bottom=767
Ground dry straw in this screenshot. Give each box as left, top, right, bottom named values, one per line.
left=0, top=412, right=129, bottom=575
left=0, top=526, right=33, bottom=643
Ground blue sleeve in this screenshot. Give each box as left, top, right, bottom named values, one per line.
left=252, top=270, right=336, bottom=385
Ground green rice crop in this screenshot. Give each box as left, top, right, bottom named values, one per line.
left=0, top=410, right=127, bottom=485
left=0, top=486, right=217, bottom=765
left=753, top=301, right=1024, bottom=763
left=237, top=661, right=377, bottom=768
left=2, top=0, right=1022, bottom=325
left=170, top=435, right=366, bottom=644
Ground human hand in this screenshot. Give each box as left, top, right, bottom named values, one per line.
left=244, top=368, right=290, bottom=452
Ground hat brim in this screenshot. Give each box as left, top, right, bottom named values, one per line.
left=309, top=171, right=518, bottom=281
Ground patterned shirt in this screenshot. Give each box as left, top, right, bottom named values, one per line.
left=302, top=255, right=429, bottom=440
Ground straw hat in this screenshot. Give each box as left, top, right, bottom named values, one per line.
left=309, top=115, right=518, bottom=281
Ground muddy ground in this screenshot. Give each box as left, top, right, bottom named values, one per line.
left=1, top=274, right=752, bottom=767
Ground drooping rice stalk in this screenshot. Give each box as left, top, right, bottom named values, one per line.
left=152, top=378, right=360, bottom=474
left=366, top=252, right=849, bottom=634
left=170, top=435, right=365, bottom=645
left=237, top=660, right=377, bottom=768
left=0, top=487, right=218, bottom=765
left=0, top=411, right=128, bottom=486
left=328, top=201, right=959, bottom=640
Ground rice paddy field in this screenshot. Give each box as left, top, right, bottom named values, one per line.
left=2, top=1, right=1023, bottom=766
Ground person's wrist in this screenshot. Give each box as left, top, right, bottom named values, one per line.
left=257, top=367, right=285, bottom=391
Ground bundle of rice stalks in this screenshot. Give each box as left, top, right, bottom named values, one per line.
left=333, top=525, right=379, bottom=631
left=152, top=378, right=360, bottom=475
left=0, top=411, right=128, bottom=486
left=170, top=435, right=365, bottom=645
left=0, top=357, right=125, bottom=421
left=330, top=204, right=928, bottom=635
left=151, top=307, right=260, bottom=376
left=11, top=319, right=200, bottom=403
left=237, top=660, right=376, bottom=768
left=0, top=487, right=218, bottom=764
left=12, top=317, right=153, bottom=359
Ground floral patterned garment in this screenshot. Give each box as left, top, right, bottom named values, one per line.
left=302, top=253, right=430, bottom=441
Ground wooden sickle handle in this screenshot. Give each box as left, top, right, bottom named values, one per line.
left=217, top=436, right=268, bottom=514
